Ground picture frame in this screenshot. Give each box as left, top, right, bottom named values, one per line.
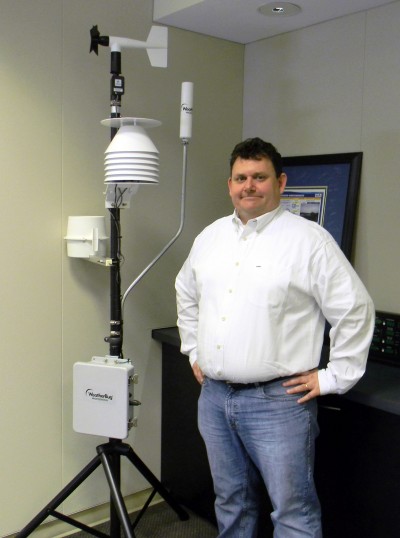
left=281, top=152, right=363, bottom=261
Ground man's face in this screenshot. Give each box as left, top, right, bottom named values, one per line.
left=228, top=157, right=287, bottom=223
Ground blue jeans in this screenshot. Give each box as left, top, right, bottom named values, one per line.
left=198, top=377, right=322, bottom=538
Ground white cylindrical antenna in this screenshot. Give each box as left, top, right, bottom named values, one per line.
left=180, top=82, right=193, bottom=140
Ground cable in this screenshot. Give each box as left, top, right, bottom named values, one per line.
left=121, top=141, right=189, bottom=313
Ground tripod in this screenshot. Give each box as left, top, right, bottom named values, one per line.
left=17, top=30, right=189, bottom=537
left=16, top=439, right=188, bottom=538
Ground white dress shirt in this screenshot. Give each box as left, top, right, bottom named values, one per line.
left=175, top=206, right=375, bottom=395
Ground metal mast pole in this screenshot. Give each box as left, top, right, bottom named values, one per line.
left=107, top=48, right=124, bottom=538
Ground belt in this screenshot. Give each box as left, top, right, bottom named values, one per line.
left=225, top=376, right=290, bottom=390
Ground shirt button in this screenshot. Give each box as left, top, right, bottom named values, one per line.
left=221, top=316, right=226, bottom=321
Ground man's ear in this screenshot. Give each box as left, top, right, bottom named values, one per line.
left=278, top=173, right=287, bottom=193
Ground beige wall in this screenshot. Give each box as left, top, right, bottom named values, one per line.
left=0, top=1, right=243, bottom=536
left=243, top=1, right=400, bottom=312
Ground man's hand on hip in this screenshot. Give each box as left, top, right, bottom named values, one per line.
left=192, top=361, right=205, bottom=385
left=282, top=369, right=320, bottom=404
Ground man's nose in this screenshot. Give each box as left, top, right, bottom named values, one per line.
left=243, top=177, right=256, bottom=190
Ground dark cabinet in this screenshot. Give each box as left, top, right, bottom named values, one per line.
left=160, top=341, right=216, bottom=523
left=316, top=396, right=400, bottom=538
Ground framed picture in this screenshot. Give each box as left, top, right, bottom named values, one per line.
left=281, top=152, right=363, bottom=261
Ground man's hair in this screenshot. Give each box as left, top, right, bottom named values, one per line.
left=229, top=138, right=283, bottom=177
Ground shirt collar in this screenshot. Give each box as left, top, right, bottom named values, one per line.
left=232, top=205, right=283, bottom=233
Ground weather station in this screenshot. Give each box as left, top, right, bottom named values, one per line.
left=17, top=23, right=193, bottom=538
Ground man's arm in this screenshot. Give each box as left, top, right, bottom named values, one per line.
left=286, top=239, right=375, bottom=401
left=315, top=241, right=375, bottom=395
left=175, top=257, right=201, bottom=379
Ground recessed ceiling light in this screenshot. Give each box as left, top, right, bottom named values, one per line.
left=258, top=2, right=302, bottom=17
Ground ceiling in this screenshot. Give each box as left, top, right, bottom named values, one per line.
left=153, top=0, right=396, bottom=44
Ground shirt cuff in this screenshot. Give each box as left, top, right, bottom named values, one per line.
left=188, top=351, right=197, bottom=367
left=318, top=368, right=337, bottom=395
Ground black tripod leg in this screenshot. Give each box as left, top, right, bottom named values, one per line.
left=109, top=449, right=122, bottom=538
left=16, top=455, right=102, bottom=538
left=131, top=488, right=157, bottom=530
left=124, top=446, right=189, bottom=521
left=98, top=448, right=136, bottom=538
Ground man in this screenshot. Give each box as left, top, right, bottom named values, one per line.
left=175, top=138, right=375, bottom=537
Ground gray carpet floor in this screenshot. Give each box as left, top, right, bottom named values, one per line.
left=73, top=502, right=218, bottom=537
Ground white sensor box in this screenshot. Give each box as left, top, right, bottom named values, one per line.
left=73, top=356, right=135, bottom=439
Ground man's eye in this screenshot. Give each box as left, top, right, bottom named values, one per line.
left=233, top=175, right=267, bottom=183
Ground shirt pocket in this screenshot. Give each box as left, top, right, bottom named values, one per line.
left=245, top=262, right=290, bottom=310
